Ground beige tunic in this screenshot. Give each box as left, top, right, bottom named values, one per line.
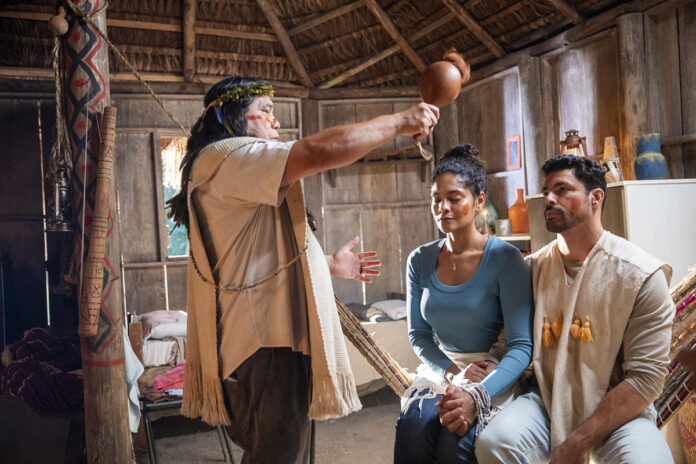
left=182, top=136, right=361, bottom=425
left=529, top=231, right=674, bottom=449
left=192, top=138, right=309, bottom=381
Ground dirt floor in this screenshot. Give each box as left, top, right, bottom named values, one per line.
left=135, top=386, right=400, bottom=464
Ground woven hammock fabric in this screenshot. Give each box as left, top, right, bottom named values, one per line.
left=654, top=267, right=696, bottom=428
left=335, top=297, right=411, bottom=396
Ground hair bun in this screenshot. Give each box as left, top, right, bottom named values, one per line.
left=443, top=143, right=480, bottom=161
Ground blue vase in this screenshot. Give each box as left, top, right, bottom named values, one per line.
left=634, top=133, right=667, bottom=180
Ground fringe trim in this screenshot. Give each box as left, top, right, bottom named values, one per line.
left=181, top=361, right=231, bottom=426
left=308, top=369, right=362, bottom=421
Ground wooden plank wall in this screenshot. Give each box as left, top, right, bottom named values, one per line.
left=0, top=98, right=51, bottom=343
left=312, top=99, right=437, bottom=305
left=456, top=69, right=525, bottom=223
left=112, top=95, right=301, bottom=316
left=540, top=31, right=622, bottom=162
left=645, top=1, right=696, bottom=178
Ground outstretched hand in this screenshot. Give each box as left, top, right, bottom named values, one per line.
left=329, top=236, right=381, bottom=283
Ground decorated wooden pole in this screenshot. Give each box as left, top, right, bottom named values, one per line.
left=78, top=106, right=117, bottom=337
left=63, top=1, right=134, bottom=462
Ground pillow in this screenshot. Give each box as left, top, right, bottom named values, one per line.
left=369, top=299, right=407, bottom=320
left=138, top=310, right=187, bottom=340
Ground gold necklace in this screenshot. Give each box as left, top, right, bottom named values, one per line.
left=447, top=247, right=459, bottom=271
left=448, top=252, right=457, bottom=271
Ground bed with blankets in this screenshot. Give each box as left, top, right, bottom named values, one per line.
left=135, top=300, right=420, bottom=397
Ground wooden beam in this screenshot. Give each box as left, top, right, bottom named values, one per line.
left=663, top=133, right=696, bottom=146
left=254, top=0, right=314, bottom=87
left=364, top=0, right=426, bottom=73
left=320, top=12, right=454, bottom=89
left=0, top=10, right=278, bottom=41
left=289, top=1, right=363, bottom=36
left=320, top=45, right=399, bottom=89
left=439, top=0, right=506, bottom=58
left=183, top=0, right=196, bottom=82
left=310, top=86, right=419, bottom=99
left=194, top=25, right=277, bottom=42
left=518, top=56, right=546, bottom=194
left=354, top=68, right=418, bottom=87
left=546, top=0, right=584, bottom=23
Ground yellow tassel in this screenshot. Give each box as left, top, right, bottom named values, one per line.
left=542, top=316, right=554, bottom=348
left=551, top=313, right=563, bottom=339
left=581, top=316, right=594, bottom=343
left=569, top=313, right=582, bottom=339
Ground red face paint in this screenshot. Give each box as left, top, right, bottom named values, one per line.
left=245, top=114, right=278, bottom=126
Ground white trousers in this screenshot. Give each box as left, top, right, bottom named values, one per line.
left=475, top=388, right=674, bottom=464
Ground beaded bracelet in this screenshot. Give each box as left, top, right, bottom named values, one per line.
left=462, top=382, right=491, bottom=438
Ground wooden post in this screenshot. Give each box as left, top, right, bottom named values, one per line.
left=518, top=56, right=546, bottom=194
left=433, top=101, right=459, bottom=162
left=63, top=1, right=133, bottom=462
left=617, top=13, right=649, bottom=180
left=183, top=0, right=196, bottom=82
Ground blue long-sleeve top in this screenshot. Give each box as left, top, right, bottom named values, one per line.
left=407, top=237, right=534, bottom=399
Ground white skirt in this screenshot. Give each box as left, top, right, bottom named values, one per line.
left=400, top=349, right=521, bottom=419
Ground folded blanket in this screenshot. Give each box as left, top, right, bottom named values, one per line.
left=154, top=361, right=186, bottom=392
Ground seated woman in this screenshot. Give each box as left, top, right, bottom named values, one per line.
left=394, top=144, right=533, bottom=464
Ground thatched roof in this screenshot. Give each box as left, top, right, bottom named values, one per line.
left=1, top=0, right=624, bottom=91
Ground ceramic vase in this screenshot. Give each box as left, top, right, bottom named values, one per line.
left=634, top=133, right=667, bottom=180
left=508, top=188, right=529, bottom=234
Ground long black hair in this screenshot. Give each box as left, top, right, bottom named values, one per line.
left=166, top=76, right=272, bottom=230
left=432, top=143, right=487, bottom=198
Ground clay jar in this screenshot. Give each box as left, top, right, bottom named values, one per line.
left=508, top=188, right=529, bottom=234
left=419, top=50, right=470, bottom=108
left=419, top=61, right=463, bottom=107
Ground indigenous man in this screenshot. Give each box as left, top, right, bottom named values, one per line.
left=167, top=76, right=438, bottom=463
left=438, top=155, right=675, bottom=463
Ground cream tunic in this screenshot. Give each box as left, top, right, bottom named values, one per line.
left=528, top=231, right=674, bottom=449
left=191, top=138, right=310, bottom=381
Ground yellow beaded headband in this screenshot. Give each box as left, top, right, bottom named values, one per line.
left=204, top=83, right=275, bottom=113
left=199, top=83, right=274, bottom=135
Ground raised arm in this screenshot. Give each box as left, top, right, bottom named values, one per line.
left=281, top=103, right=439, bottom=186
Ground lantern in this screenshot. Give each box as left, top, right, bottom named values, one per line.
left=560, top=130, right=588, bottom=158
left=46, top=167, right=73, bottom=233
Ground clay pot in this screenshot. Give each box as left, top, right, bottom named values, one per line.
left=419, top=61, right=463, bottom=108
left=508, top=188, right=529, bottom=234
left=419, top=50, right=470, bottom=108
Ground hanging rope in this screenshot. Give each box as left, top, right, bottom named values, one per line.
left=48, top=36, right=73, bottom=181
left=62, top=0, right=192, bottom=138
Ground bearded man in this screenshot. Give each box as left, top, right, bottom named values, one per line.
left=439, top=155, right=675, bottom=464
